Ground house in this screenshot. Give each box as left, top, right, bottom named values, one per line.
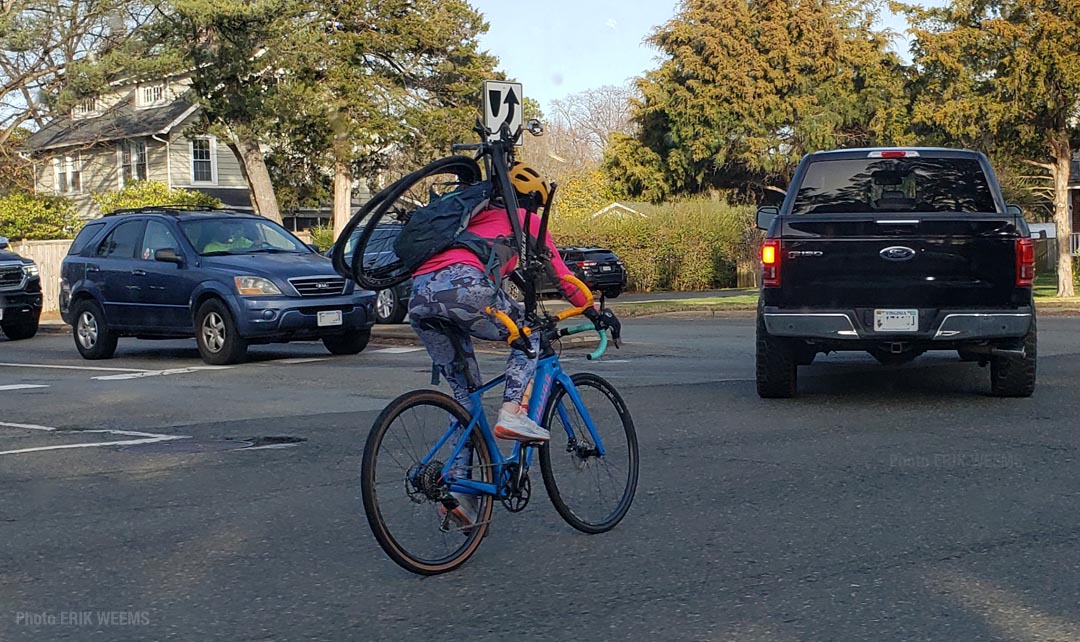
left=23, top=75, right=251, bottom=218
left=590, top=202, right=650, bottom=219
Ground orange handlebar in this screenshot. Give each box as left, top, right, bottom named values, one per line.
left=555, top=274, right=594, bottom=321
left=485, top=306, right=532, bottom=345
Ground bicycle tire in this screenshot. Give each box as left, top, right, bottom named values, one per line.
left=341, top=156, right=482, bottom=290
left=361, top=390, right=495, bottom=575
left=539, top=373, right=638, bottom=534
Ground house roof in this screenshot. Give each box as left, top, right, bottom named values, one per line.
left=590, top=202, right=649, bottom=218
left=23, top=97, right=198, bottom=153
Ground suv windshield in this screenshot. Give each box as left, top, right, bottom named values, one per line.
left=181, top=218, right=309, bottom=256
left=791, top=157, right=997, bottom=215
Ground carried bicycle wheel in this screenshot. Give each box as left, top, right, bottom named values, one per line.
left=337, top=155, right=482, bottom=290
left=539, top=373, right=638, bottom=533
left=361, top=390, right=495, bottom=575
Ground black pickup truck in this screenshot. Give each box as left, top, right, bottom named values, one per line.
left=0, top=235, right=42, bottom=340
left=755, top=148, right=1036, bottom=398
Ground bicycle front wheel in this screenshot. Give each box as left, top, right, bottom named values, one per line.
left=361, top=390, right=495, bottom=575
left=539, top=373, right=638, bottom=533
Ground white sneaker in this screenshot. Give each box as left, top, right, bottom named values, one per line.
left=494, top=408, right=550, bottom=442
left=439, top=492, right=479, bottom=532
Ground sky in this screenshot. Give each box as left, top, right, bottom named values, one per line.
left=470, top=0, right=936, bottom=113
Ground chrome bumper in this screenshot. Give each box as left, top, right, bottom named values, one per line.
left=763, top=309, right=1032, bottom=341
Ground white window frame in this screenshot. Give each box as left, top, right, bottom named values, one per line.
left=116, top=139, right=149, bottom=188
left=53, top=153, right=82, bottom=194
left=137, top=83, right=168, bottom=108
left=72, top=97, right=99, bottom=119
left=189, top=136, right=218, bottom=185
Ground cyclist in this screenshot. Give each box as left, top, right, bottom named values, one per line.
left=408, top=163, right=598, bottom=442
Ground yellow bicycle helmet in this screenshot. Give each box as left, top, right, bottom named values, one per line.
left=509, top=162, right=551, bottom=207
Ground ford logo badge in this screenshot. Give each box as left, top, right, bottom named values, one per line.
left=880, top=246, right=916, bottom=261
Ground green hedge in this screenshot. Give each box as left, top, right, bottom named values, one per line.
left=0, top=191, right=82, bottom=240
left=550, top=200, right=755, bottom=292
left=93, top=181, right=222, bottom=215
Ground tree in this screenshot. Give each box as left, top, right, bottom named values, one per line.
left=902, top=0, right=1079, bottom=297
left=605, top=0, right=908, bottom=201
left=549, top=84, right=635, bottom=156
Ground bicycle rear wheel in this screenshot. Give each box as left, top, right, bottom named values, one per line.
left=339, top=155, right=482, bottom=290
left=361, top=390, right=495, bottom=575
left=539, top=373, right=638, bottom=533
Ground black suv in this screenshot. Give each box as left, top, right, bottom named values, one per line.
left=556, top=247, right=627, bottom=299
left=755, top=148, right=1036, bottom=398
left=0, top=236, right=42, bottom=340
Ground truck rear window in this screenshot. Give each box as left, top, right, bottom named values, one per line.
left=791, top=157, right=997, bottom=215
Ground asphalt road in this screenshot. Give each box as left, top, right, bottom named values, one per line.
left=2, top=317, right=1080, bottom=641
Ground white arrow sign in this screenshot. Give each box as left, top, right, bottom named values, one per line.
left=481, top=80, right=523, bottom=144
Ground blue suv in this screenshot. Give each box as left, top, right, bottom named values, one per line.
left=60, top=207, right=377, bottom=364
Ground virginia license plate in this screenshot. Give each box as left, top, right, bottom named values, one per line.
left=317, top=310, right=343, bottom=327
left=874, top=309, right=918, bottom=332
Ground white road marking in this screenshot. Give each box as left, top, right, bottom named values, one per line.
left=372, top=347, right=425, bottom=354
left=275, top=358, right=329, bottom=365
left=0, top=384, right=49, bottom=391
left=0, top=421, right=57, bottom=432
left=92, top=366, right=232, bottom=381
left=0, top=423, right=189, bottom=456
left=0, top=362, right=147, bottom=373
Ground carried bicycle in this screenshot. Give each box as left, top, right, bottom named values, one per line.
left=342, top=121, right=638, bottom=575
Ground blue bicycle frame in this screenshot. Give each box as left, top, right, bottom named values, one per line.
left=417, top=326, right=610, bottom=499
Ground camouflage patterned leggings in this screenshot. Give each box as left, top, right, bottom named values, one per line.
left=408, top=264, right=540, bottom=406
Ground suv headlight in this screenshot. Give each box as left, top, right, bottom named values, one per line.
left=22, top=263, right=39, bottom=278
left=234, top=276, right=282, bottom=296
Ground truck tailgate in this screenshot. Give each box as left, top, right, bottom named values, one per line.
left=778, top=216, right=1022, bottom=308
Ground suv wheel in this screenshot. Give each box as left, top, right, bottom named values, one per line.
left=990, top=317, right=1037, bottom=398
left=1, top=317, right=39, bottom=341
left=195, top=299, right=248, bottom=365
left=756, top=312, right=797, bottom=398
left=72, top=299, right=118, bottom=359
left=375, top=288, right=407, bottom=324
left=323, top=328, right=372, bottom=355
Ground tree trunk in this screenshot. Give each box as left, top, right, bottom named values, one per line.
left=1050, top=137, right=1075, bottom=298
left=229, top=139, right=283, bottom=225
left=333, top=159, right=352, bottom=241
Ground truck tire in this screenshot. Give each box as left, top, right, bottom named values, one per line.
left=756, top=313, right=797, bottom=398
left=1, top=318, right=39, bottom=341
left=990, top=317, right=1036, bottom=398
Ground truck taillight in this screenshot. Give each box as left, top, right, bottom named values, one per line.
left=1015, top=237, right=1035, bottom=286
left=762, top=239, right=781, bottom=287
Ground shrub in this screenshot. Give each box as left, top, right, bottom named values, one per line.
left=93, top=180, right=222, bottom=214
left=1073, top=257, right=1079, bottom=289
left=0, top=191, right=82, bottom=240
left=550, top=198, right=755, bottom=292
left=308, top=224, right=336, bottom=252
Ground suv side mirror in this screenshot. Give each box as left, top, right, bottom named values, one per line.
left=0, top=236, right=8, bottom=250
left=1006, top=204, right=1023, bottom=217
left=756, top=206, right=779, bottom=231
left=154, top=248, right=183, bottom=264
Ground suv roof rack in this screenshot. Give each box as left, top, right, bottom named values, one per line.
left=103, top=205, right=249, bottom=217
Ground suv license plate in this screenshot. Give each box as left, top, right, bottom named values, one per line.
left=874, top=309, right=918, bottom=332
left=600, top=265, right=612, bottom=272
left=317, top=310, right=343, bottom=327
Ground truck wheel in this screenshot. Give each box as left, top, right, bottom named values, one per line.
left=1, top=318, right=39, bottom=341
left=195, top=299, right=248, bottom=365
left=756, top=313, right=797, bottom=398
left=990, top=318, right=1036, bottom=398
left=323, top=328, right=371, bottom=355
left=72, top=299, right=118, bottom=359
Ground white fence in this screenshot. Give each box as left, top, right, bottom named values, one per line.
left=11, top=239, right=73, bottom=313
left=1072, top=233, right=1080, bottom=257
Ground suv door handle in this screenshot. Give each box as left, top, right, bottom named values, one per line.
left=132, top=269, right=147, bottom=276
left=86, top=264, right=101, bottom=273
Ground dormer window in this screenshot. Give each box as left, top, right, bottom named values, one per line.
left=138, top=84, right=167, bottom=107
left=72, top=97, right=99, bottom=118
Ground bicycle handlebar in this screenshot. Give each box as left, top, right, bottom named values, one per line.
left=555, top=274, right=594, bottom=321
left=562, top=323, right=609, bottom=360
